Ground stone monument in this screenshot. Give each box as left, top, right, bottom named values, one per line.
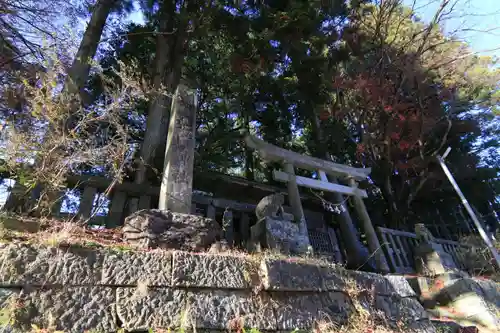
left=250, top=193, right=311, bottom=254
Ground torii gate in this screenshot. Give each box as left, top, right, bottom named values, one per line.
left=244, top=133, right=389, bottom=273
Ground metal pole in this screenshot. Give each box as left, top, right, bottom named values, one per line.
left=436, top=152, right=500, bottom=268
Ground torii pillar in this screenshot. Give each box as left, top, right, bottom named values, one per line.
left=347, top=176, right=389, bottom=273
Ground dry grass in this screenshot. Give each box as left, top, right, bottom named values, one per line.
left=0, top=214, right=345, bottom=272
left=1, top=48, right=144, bottom=218
left=458, top=233, right=500, bottom=280
left=312, top=278, right=416, bottom=333
left=0, top=213, right=131, bottom=252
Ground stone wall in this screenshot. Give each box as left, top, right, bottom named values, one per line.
left=0, top=243, right=458, bottom=332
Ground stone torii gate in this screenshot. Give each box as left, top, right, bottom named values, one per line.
left=243, top=133, right=389, bottom=273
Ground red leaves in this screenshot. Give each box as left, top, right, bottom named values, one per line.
left=230, top=54, right=244, bottom=73
left=332, top=75, right=346, bottom=89
left=259, top=56, right=266, bottom=69
left=396, top=161, right=411, bottom=170
left=355, top=143, right=366, bottom=161
left=319, top=109, right=330, bottom=120
left=390, top=132, right=400, bottom=140
left=399, top=141, right=411, bottom=151
left=230, top=54, right=260, bottom=74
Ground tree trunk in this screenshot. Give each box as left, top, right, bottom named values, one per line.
left=135, top=0, right=190, bottom=185
left=3, top=0, right=116, bottom=216
left=66, top=0, right=116, bottom=99
left=380, top=171, right=400, bottom=229
left=134, top=1, right=175, bottom=185
left=244, top=113, right=254, bottom=180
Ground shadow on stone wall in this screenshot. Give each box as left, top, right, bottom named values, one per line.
left=0, top=243, right=497, bottom=333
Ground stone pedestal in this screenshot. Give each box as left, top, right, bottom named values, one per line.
left=250, top=217, right=311, bottom=254
left=123, top=209, right=222, bottom=251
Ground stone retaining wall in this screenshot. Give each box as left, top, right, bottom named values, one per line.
left=0, top=243, right=451, bottom=332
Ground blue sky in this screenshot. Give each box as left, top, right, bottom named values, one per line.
left=405, top=0, right=500, bottom=57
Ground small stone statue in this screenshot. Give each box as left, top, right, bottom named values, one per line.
left=208, top=239, right=229, bottom=253
left=255, top=193, right=285, bottom=221
left=415, top=223, right=435, bottom=244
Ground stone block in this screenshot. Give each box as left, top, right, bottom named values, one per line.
left=384, top=275, right=417, bottom=297
left=172, top=252, right=256, bottom=289
left=271, top=291, right=351, bottom=330
left=427, top=243, right=459, bottom=272
left=407, top=276, right=433, bottom=299
left=404, top=320, right=437, bottom=333
left=434, top=278, right=485, bottom=305
left=432, top=278, right=499, bottom=331
left=473, top=278, right=500, bottom=309
left=317, top=265, right=346, bottom=291
left=341, top=270, right=392, bottom=295
left=375, top=295, right=429, bottom=323
left=445, top=294, right=498, bottom=330
left=0, top=244, right=102, bottom=286
left=101, top=250, right=172, bottom=286
left=260, top=258, right=323, bottom=291
left=116, top=287, right=186, bottom=331
left=252, top=217, right=310, bottom=254
left=185, top=290, right=276, bottom=330
left=123, top=210, right=222, bottom=251
left=17, top=286, right=116, bottom=333
left=0, top=215, right=41, bottom=233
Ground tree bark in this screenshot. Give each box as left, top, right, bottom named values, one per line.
left=244, top=113, right=254, bottom=180
left=135, top=0, right=190, bottom=185
left=134, top=0, right=176, bottom=185
left=66, top=0, right=116, bottom=99
left=3, top=0, right=116, bottom=215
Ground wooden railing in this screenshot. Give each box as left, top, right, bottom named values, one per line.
left=435, top=238, right=471, bottom=271
left=53, top=176, right=258, bottom=246
left=378, top=227, right=418, bottom=274
left=2, top=173, right=347, bottom=259
left=377, top=226, right=473, bottom=274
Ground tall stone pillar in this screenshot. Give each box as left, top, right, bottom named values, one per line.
left=159, top=82, right=197, bottom=213
left=347, top=176, right=390, bottom=273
